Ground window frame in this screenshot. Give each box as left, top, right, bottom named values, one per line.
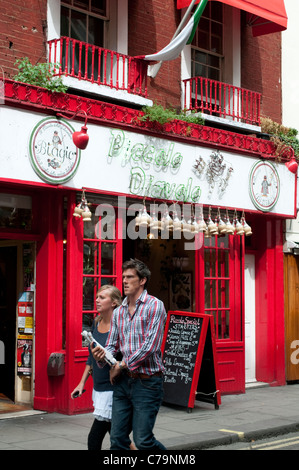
left=61, top=0, right=109, bottom=20
left=81, top=201, right=123, bottom=340
left=47, top=0, right=128, bottom=54
left=191, top=1, right=224, bottom=82
left=61, top=0, right=109, bottom=47
left=181, top=3, right=241, bottom=111
left=196, top=232, right=243, bottom=342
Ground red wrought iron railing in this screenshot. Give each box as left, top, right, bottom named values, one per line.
left=48, top=37, right=148, bottom=98
left=183, top=76, right=261, bottom=127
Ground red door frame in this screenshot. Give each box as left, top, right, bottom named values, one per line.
left=194, top=216, right=286, bottom=395
left=195, top=232, right=245, bottom=394
left=65, top=195, right=124, bottom=414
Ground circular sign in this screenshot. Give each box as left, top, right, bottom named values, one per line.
left=249, top=160, right=280, bottom=212
left=29, top=117, right=81, bottom=184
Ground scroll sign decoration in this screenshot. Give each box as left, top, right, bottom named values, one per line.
left=193, top=150, right=234, bottom=198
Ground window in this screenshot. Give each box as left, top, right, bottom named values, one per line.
left=183, top=3, right=242, bottom=122
left=81, top=199, right=122, bottom=342
left=0, top=193, right=32, bottom=231
left=61, top=0, right=108, bottom=80
left=201, top=233, right=242, bottom=341
left=191, top=1, right=223, bottom=81
left=61, top=0, right=107, bottom=45
left=62, top=0, right=107, bottom=16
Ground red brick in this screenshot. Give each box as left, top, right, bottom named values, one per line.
left=241, top=18, right=282, bottom=123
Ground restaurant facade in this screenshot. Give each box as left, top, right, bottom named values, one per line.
left=0, top=0, right=295, bottom=415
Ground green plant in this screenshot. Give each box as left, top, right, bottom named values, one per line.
left=260, top=117, right=299, bottom=159
left=139, top=104, right=178, bottom=125
left=138, top=103, right=204, bottom=126
left=14, top=57, right=68, bottom=93
left=177, top=109, right=205, bottom=126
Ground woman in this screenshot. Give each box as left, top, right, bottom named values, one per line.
left=71, top=285, right=127, bottom=450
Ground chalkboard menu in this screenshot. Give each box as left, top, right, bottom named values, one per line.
left=161, top=311, right=221, bottom=410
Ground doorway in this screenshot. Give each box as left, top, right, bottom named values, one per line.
left=0, top=246, right=17, bottom=401
left=0, top=241, right=35, bottom=412
left=123, top=237, right=196, bottom=312
left=244, top=254, right=256, bottom=384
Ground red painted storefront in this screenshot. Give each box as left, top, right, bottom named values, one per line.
left=0, top=79, right=294, bottom=414
left=0, top=0, right=292, bottom=415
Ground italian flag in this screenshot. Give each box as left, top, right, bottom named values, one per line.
left=139, top=0, right=208, bottom=62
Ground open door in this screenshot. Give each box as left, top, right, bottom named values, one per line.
left=0, top=246, right=17, bottom=401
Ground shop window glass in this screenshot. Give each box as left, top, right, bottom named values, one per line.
left=204, top=249, right=216, bottom=277
left=101, top=242, right=115, bottom=275
left=83, top=241, right=98, bottom=275
left=205, top=279, right=216, bottom=308
left=217, top=250, right=229, bottom=277
left=219, top=310, right=229, bottom=339
left=0, top=194, right=32, bottom=231
left=83, top=276, right=96, bottom=311
left=203, top=234, right=232, bottom=340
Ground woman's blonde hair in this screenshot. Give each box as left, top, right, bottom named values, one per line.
left=94, top=285, right=122, bottom=324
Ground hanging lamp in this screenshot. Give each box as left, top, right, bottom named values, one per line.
left=241, top=211, right=253, bottom=236
left=57, top=110, right=89, bottom=150
left=234, top=210, right=244, bottom=235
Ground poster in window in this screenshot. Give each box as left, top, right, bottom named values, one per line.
left=17, top=337, right=32, bottom=376
left=170, top=272, right=192, bottom=312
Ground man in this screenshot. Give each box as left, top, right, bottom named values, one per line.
left=92, top=259, right=166, bottom=451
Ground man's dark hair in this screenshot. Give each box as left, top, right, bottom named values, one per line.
left=122, top=258, right=151, bottom=288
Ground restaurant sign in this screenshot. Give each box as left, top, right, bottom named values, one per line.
left=28, top=117, right=81, bottom=184
left=0, top=107, right=296, bottom=217
left=249, top=160, right=280, bottom=212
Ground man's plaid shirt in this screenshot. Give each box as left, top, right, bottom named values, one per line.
left=105, top=290, right=167, bottom=375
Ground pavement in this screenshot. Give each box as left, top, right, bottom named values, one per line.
left=0, top=383, right=299, bottom=451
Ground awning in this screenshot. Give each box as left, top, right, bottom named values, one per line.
left=177, top=0, right=288, bottom=36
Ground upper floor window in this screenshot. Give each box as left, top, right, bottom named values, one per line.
left=47, top=1, right=150, bottom=105
left=191, top=1, right=223, bottom=81
left=61, top=0, right=108, bottom=47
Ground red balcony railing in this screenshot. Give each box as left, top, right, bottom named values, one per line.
left=48, top=37, right=148, bottom=98
left=183, top=76, right=261, bottom=127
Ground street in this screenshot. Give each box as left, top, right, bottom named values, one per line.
left=206, top=431, right=299, bottom=450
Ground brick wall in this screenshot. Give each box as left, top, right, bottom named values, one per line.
left=0, top=0, right=47, bottom=79
left=128, top=0, right=182, bottom=110
left=241, top=16, right=282, bottom=124
left=0, top=0, right=283, bottom=122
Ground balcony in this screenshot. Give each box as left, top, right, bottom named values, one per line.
left=47, top=38, right=261, bottom=133
left=47, top=37, right=151, bottom=106
left=183, top=76, right=261, bottom=132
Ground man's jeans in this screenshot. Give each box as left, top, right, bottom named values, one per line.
left=110, top=373, right=166, bottom=450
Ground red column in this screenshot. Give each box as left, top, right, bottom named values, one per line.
left=34, top=191, right=64, bottom=411
left=64, top=193, right=88, bottom=414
